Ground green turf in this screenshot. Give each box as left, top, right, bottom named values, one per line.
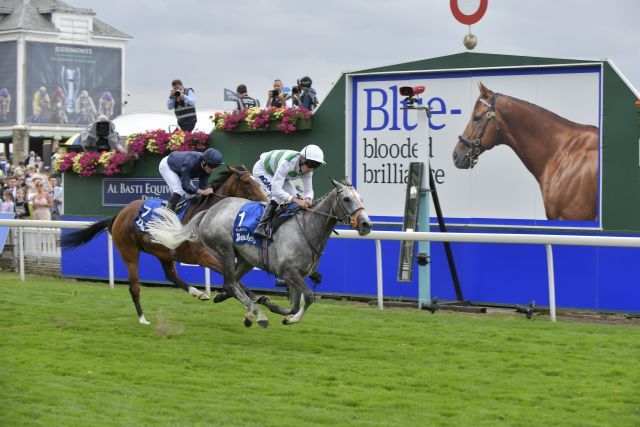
left=1, top=272, right=639, bottom=426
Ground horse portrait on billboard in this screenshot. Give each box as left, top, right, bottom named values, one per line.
left=454, top=83, right=598, bottom=221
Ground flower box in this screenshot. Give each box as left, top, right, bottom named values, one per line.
left=212, top=107, right=313, bottom=134
left=231, top=117, right=312, bottom=133
left=96, top=160, right=134, bottom=175
left=54, top=129, right=210, bottom=176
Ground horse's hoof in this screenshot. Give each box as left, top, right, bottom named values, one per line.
left=138, top=316, right=150, bottom=325
left=213, top=292, right=228, bottom=303
left=256, top=295, right=270, bottom=305
left=244, top=317, right=253, bottom=328
left=257, top=319, right=269, bottom=328
left=198, top=293, right=210, bottom=301
left=282, top=317, right=290, bottom=325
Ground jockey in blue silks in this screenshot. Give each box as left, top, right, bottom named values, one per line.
left=158, top=148, right=223, bottom=211
left=252, top=144, right=325, bottom=239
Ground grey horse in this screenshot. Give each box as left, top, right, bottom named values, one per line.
left=147, top=179, right=372, bottom=327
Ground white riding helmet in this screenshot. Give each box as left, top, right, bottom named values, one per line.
left=301, top=144, right=325, bottom=164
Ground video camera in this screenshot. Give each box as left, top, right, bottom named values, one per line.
left=399, top=85, right=425, bottom=106
left=95, top=120, right=111, bottom=152
left=96, top=120, right=110, bottom=138
left=398, top=86, right=430, bottom=117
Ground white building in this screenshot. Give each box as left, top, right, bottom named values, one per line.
left=0, top=0, right=130, bottom=165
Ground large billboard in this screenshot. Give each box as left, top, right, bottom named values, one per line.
left=348, top=65, right=602, bottom=229
left=0, top=41, right=17, bottom=126
left=26, top=42, right=121, bottom=126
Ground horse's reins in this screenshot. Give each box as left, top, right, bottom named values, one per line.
left=190, top=170, right=252, bottom=213
left=291, top=185, right=364, bottom=276
left=298, top=186, right=365, bottom=229
left=457, top=92, right=502, bottom=168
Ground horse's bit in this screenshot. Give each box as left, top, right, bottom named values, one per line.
left=458, top=93, right=501, bottom=168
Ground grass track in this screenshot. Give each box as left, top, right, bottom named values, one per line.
left=1, top=272, right=639, bottom=426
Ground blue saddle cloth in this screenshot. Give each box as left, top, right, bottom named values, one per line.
left=134, top=199, right=189, bottom=233
left=233, top=201, right=299, bottom=246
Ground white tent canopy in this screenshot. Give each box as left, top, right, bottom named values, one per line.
left=112, top=110, right=219, bottom=136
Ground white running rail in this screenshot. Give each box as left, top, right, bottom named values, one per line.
left=2, top=219, right=640, bottom=322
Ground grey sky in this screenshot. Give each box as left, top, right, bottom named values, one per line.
left=71, top=0, right=640, bottom=113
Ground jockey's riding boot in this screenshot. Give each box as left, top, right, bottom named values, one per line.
left=166, top=192, right=182, bottom=212
left=254, top=200, right=278, bottom=239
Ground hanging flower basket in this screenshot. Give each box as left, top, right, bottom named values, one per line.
left=212, top=107, right=312, bottom=134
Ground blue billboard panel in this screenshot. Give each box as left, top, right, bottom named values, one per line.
left=102, top=177, right=173, bottom=207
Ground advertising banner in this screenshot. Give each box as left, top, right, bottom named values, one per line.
left=102, top=178, right=172, bottom=207
left=26, top=42, right=122, bottom=126
left=0, top=42, right=17, bottom=126
left=349, top=66, right=602, bottom=229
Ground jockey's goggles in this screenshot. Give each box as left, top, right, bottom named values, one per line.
left=305, top=160, right=322, bottom=169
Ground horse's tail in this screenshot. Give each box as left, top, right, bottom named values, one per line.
left=146, top=208, right=206, bottom=249
left=61, top=216, right=116, bottom=249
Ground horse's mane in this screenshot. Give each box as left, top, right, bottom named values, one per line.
left=210, top=165, right=248, bottom=192
left=185, top=165, right=249, bottom=219
left=499, top=93, right=594, bottom=129
left=310, top=179, right=353, bottom=207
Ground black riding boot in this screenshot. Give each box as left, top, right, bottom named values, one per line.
left=166, top=192, right=182, bottom=212
left=254, top=200, right=278, bottom=239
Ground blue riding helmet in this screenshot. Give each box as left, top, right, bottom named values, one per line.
left=202, top=148, right=223, bottom=167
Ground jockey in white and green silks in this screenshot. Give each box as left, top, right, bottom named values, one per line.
left=252, top=144, right=325, bottom=239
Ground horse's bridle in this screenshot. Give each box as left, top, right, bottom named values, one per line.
left=458, top=93, right=501, bottom=168
left=295, top=184, right=365, bottom=275
left=303, top=185, right=365, bottom=229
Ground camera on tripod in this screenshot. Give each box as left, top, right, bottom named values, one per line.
left=95, top=120, right=111, bottom=152
left=399, top=85, right=425, bottom=106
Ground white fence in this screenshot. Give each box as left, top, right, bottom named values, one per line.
left=16, top=227, right=60, bottom=258
left=2, top=219, right=640, bottom=322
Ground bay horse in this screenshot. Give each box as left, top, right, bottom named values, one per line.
left=61, top=166, right=267, bottom=325
left=146, top=179, right=372, bottom=327
left=453, top=83, right=598, bottom=221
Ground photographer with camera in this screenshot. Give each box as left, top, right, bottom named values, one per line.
left=291, top=76, right=318, bottom=111
left=265, top=79, right=288, bottom=108
left=236, top=84, right=260, bottom=111
left=167, top=79, right=197, bottom=132
left=80, top=114, right=125, bottom=153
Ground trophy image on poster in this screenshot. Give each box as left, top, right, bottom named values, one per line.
left=60, top=65, right=82, bottom=115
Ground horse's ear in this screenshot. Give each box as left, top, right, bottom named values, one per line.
left=479, top=82, right=492, bottom=99
left=330, top=178, right=341, bottom=188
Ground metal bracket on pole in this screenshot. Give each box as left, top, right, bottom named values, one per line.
left=417, top=186, right=430, bottom=308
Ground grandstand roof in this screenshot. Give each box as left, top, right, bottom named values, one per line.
left=0, top=0, right=131, bottom=38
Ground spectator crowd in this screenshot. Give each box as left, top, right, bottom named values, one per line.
left=0, top=153, right=63, bottom=221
